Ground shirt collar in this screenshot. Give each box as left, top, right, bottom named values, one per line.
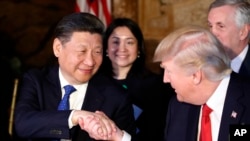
left=231, top=45, right=249, bottom=73
left=206, top=75, right=230, bottom=119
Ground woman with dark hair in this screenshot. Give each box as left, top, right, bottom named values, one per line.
left=98, top=18, right=174, bottom=141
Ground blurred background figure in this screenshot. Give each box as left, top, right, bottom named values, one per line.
left=98, top=17, right=175, bottom=141
left=207, top=0, right=250, bottom=77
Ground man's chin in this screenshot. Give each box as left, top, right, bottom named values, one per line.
left=176, top=95, right=184, bottom=102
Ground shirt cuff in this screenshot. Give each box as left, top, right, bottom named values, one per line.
left=121, top=131, right=131, bottom=141
left=68, top=110, right=75, bottom=128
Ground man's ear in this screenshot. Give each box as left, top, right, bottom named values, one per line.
left=239, top=24, right=249, bottom=41
left=53, top=38, right=62, bottom=57
left=192, top=69, right=202, bottom=85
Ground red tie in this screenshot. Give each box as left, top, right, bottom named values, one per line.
left=200, top=104, right=212, bottom=141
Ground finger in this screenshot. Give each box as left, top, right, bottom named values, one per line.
left=80, top=116, right=95, bottom=130
left=92, top=122, right=107, bottom=139
left=95, top=116, right=108, bottom=137
left=95, top=111, right=117, bottom=132
left=89, top=116, right=109, bottom=137
left=87, top=118, right=108, bottom=140
left=98, top=115, right=116, bottom=138
left=78, top=117, right=84, bottom=128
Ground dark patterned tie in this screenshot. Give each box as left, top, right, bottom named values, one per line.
left=57, top=85, right=76, bottom=110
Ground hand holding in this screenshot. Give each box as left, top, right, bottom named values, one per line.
left=90, top=111, right=125, bottom=141
left=72, top=110, right=119, bottom=140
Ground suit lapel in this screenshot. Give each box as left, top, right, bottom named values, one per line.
left=186, top=105, right=201, bottom=141
left=72, top=74, right=106, bottom=141
left=239, top=44, right=250, bottom=77
left=218, top=72, right=245, bottom=141
left=44, top=65, right=62, bottom=109
left=81, top=76, right=105, bottom=111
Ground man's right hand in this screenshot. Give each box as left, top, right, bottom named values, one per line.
left=72, top=110, right=118, bottom=140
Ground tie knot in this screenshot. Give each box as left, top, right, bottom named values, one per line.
left=64, top=85, right=76, bottom=96
left=202, top=104, right=212, bottom=116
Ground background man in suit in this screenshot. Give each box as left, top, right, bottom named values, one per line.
left=153, top=25, right=250, bottom=141
left=14, top=12, right=135, bottom=141
left=207, top=0, right=250, bottom=77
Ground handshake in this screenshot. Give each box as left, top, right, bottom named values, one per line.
left=72, top=110, right=128, bottom=141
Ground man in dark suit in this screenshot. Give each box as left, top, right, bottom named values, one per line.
left=153, top=25, right=250, bottom=141
left=14, top=12, right=135, bottom=141
left=207, top=0, right=250, bottom=77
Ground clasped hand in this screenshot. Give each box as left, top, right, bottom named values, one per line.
left=72, top=110, right=124, bottom=141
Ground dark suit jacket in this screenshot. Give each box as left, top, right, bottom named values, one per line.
left=112, top=70, right=174, bottom=141
left=164, top=72, right=250, bottom=141
left=239, top=44, right=250, bottom=77
left=14, top=65, right=136, bottom=141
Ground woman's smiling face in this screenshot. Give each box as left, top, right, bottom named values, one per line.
left=107, top=26, right=139, bottom=69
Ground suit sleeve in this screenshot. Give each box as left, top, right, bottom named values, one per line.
left=14, top=70, right=72, bottom=139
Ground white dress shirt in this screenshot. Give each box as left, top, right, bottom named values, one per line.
left=197, top=75, right=230, bottom=141
left=231, top=45, right=249, bottom=73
